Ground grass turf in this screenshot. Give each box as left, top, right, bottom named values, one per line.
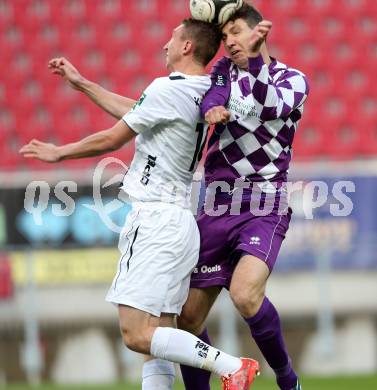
left=5, top=375, right=377, bottom=390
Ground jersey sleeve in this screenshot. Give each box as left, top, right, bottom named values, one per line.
left=123, top=79, right=175, bottom=134
left=246, top=55, right=310, bottom=121
left=200, top=56, right=232, bottom=118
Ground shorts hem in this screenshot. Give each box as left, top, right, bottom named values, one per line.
left=190, top=277, right=229, bottom=289
left=106, top=297, right=163, bottom=317
left=237, top=245, right=274, bottom=271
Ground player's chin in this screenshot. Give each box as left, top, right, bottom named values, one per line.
left=165, top=60, right=172, bottom=71
left=230, top=51, right=242, bottom=61
left=233, top=56, right=248, bottom=69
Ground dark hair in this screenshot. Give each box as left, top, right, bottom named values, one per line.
left=181, top=19, right=222, bottom=66
left=226, top=3, right=263, bottom=28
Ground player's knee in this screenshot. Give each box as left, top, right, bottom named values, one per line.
left=230, top=284, right=264, bottom=317
left=121, top=328, right=138, bottom=351
left=121, top=325, right=147, bottom=353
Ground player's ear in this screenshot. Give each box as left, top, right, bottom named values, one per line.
left=182, top=40, right=194, bottom=56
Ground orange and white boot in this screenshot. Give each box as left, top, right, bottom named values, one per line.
left=221, top=358, right=260, bottom=390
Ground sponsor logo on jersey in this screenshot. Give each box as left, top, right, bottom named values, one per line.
left=140, top=155, right=157, bottom=186
left=215, top=74, right=226, bottom=87
left=250, top=236, right=261, bottom=245
left=132, top=92, right=147, bottom=111
left=193, top=265, right=222, bottom=274
left=228, top=95, right=259, bottom=118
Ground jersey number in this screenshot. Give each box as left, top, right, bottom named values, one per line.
left=189, top=123, right=208, bottom=172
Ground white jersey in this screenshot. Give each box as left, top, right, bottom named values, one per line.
left=121, top=72, right=210, bottom=207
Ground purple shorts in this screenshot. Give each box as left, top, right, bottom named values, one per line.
left=191, top=202, right=292, bottom=290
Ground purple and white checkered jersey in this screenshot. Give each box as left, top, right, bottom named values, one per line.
left=201, top=55, right=309, bottom=191
left=122, top=72, right=210, bottom=207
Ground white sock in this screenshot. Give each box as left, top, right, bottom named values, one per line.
left=142, top=358, right=175, bottom=390
left=150, top=327, right=241, bottom=377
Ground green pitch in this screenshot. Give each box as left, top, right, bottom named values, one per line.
left=6, top=376, right=377, bottom=390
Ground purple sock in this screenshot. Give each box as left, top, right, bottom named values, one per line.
left=244, top=297, right=298, bottom=390
left=180, top=328, right=211, bottom=390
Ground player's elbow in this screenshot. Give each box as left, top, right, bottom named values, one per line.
left=106, top=120, right=136, bottom=152
left=109, top=110, right=124, bottom=121
left=112, top=103, right=130, bottom=120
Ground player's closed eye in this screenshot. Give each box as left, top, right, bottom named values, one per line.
left=230, top=26, right=240, bottom=34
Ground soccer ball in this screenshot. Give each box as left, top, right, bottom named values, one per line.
left=189, top=0, right=244, bottom=25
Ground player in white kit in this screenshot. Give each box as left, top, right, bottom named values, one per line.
left=20, top=19, right=259, bottom=390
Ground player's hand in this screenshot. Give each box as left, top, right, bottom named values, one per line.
left=205, top=106, right=231, bottom=125
left=19, top=139, right=62, bottom=163
left=48, top=57, right=85, bottom=91
left=249, top=20, right=272, bottom=57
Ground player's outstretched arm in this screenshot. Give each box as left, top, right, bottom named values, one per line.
left=19, top=120, right=136, bottom=163
left=49, top=57, right=136, bottom=119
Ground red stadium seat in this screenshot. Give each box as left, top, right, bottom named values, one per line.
left=307, top=0, right=342, bottom=15
left=0, top=22, right=24, bottom=55
left=121, top=0, right=159, bottom=23
left=337, top=63, right=369, bottom=96
left=158, top=0, right=190, bottom=21
left=94, top=18, right=137, bottom=52
left=57, top=0, right=88, bottom=21
left=0, top=129, right=19, bottom=169
left=340, top=0, right=376, bottom=13
left=345, top=5, right=377, bottom=39
left=361, top=119, right=377, bottom=156
left=323, top=117, right=364, bottom=159
left=316, top=92, right=347, bottom=122
left=356, top=95, right=377, bottom=122
left=293, top=118, right=329, bottom=159
left=0, top=254, right=14, bottom=301
left=15, top=117, right=51, bottom=146
left=0, top=0, right=15, bottom=24
left=254, top=0, right=303, bottom=16
left=87, top=0, right=122, bottom=20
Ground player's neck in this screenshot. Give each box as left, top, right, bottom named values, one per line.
left=171, top=59, right=206, bottom=76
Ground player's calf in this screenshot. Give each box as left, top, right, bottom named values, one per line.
left=178, top=286, right=222, bottom=334
left=177, top=311, right=206, bottom=336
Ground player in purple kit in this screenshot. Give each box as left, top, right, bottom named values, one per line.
left=178, top=4, right=309, bottom=390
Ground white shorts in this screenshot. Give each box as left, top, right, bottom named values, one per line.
left=106, top=200, right=200, bottom=317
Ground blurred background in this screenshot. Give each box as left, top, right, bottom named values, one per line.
left=0, top=0, right=376, bottom=387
